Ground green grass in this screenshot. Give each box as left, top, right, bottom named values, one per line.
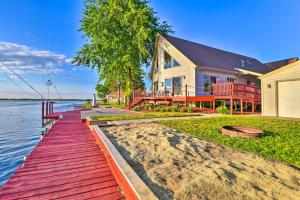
left=157, top=116, right=300, bottom=166
left=90, top=112, right=200, bottom=121
left=97, top=103, right=125, bottom=109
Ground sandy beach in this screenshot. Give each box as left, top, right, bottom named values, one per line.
left=104, top=123, right=300, bottom=200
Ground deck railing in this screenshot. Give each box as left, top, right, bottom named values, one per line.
left=212, top=82, right=261, bottom=100
left=137, top=82, right=261, bottom=100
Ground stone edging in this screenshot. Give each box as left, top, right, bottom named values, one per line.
left=90, top=125, right=158, bottom=200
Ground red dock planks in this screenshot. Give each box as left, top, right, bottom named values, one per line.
left=0, top=110, right=125, bottom=200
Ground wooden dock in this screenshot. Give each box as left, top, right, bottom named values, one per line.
left=0, top=110, right=125, bottom=200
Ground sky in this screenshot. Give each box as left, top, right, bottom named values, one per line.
left=0, top=0, right=299, bottom=99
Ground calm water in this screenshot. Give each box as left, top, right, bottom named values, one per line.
left=0, top=100, right=83, bottom=187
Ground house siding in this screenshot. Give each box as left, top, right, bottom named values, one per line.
left=261, top=61, right=300, bottom=117
left=153, top=36, right=196, bottom=95
left=195, top=69, right=260, bottom=96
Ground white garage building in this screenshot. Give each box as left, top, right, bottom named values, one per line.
left=261, top=61, right=300, bottom=118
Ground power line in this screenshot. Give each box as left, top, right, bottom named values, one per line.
left=0, top=69, right=37, bottom=98
left=44, top=66, right=62, bottom=99
left=0, top=63, right=45, bottom=100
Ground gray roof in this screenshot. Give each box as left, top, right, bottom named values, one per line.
left=162, top=35, right=272, bottom=74
left=264, top=57, right=298, bottom=71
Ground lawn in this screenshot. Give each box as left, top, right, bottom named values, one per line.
left=158, top=116, right=300, bottom=166
left=90, top=112, right=200, bottom=121
left=100, top=103, right=125, bottom=109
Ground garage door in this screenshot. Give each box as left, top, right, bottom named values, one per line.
left=278, top=80, right=300, bottom=118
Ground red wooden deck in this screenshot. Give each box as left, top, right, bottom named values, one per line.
left=0, top=110, right=125, bottom=200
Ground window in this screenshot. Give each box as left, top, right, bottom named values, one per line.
left=204, top=75, right=216, bottom=94
left=164, top=77, right=182, bottom=96
left=164, top=52, right=172, bottom=69
left=154, top=57, right=159, bottom=74
left=164, top=51, right=180, bottom=69
left=227, top=77, right=236, bottom=82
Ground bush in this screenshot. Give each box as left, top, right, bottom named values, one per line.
left=216, top=105, right=229, bottom=114
left=187, top=107, right=194, bottom=113
left=155, top=106, right=163, bottom=112
left=81, top=101, right=91, bottom=109
left=163, top=107, right=171, bottom=112
left=144, top=104, right=154, bottom=110
left=180, top=107, right=187, bottom=112
left=102, top=97, right=107, bottom=103
left=132, top=105, right=141, bottom=111
left=170, top=105, right=179, bottom=112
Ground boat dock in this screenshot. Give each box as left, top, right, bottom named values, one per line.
left=0, top=110, right=125, bottom=200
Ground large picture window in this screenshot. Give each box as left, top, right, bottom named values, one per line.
left=164, top=51, right=180, bottom=69
left=165, top=77, right=182, bottom=96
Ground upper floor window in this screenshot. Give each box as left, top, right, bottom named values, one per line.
left=164, top=51, right=180, bottom=69
left=227, top=77, right=236, bottom=82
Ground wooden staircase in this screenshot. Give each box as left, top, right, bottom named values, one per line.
left=127, top=96, right=144, bottom=110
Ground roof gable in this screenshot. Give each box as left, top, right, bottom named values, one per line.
left=162, top=35, right=270, bottom=74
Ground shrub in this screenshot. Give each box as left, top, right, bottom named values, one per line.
left=155, top=106, right=163, bottom=112
left=81, top=101, right=91, bottom=109
left=163, top=107, right=171, bottom=112
left=170, top=105, right=179, bottom=112
left=187, top=107, right=194, bottom=113
left=102, top=97, right=108, bottom=103
left=216, top=105, right=229, bottom=114
left=132, top=105, right=141, bottom=111
left=144, top=104, right=153, bottom=110
left=180, top=107, right=187, bottom=112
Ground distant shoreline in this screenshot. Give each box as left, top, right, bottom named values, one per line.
left=0, top=99, right=89, bottom=101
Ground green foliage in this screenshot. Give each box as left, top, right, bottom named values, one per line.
left=164, top=107, right=171, bottom=112
left=187, top=107, right=193, bottom=113
left=73, top=0, right=172, bottom=104
left=102, top=97, right=108, bottom=103
left=155, top=106, right=163, bottom=112
left=180, top=107, right=187, bottom=112
left=81, top=101, right=91, bottom=109
left=170, top=105, right=179, bottom=112
left=216, top=105, right=229, bottom=114
left=144, top=103, right=154, bottom=110
left=95, top=84, right=109, bottom=98
left=158, top=116, right=300, bottom=166
left=132, top=105, right=141, bottom=111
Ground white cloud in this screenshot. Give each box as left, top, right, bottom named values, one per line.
left=0, top=42, right=71, bottom=74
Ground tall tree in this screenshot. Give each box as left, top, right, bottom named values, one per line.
left=73, top=0, right=172, bottom=106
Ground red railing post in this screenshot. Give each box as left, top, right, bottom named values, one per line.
left=185, top=84, right=188, bottom=109
left=42, top=101, right=44, bottom=126
left=172, top=85, right=174, bottom=97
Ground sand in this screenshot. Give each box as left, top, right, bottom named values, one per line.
left=104, top=123, right=300, bottom=200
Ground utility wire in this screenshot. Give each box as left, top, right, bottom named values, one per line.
left=0, top=63, right=45, bottom=100
left=44, top=66, right=62, bottom=99
left=0, top=69, right=37, bottom=98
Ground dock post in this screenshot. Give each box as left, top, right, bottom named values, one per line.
left=42, top=101, right=44, bottom=126
left=212, top=99, right=215, bottom=112
left=46, top=101, right=49, bottom=116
